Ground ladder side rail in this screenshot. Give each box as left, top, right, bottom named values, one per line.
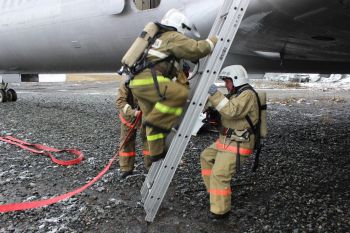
left=175, top=0, right=251, bottom=134
left=186, top=0, right=234, bottom=98
left=186, top=2, right=245, bottom=101
left=141, top=160, right=162, bottom=202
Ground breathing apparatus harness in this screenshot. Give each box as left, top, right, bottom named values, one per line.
left=231, top=84, right=267, bottom=172
left=119, top=23, right=178, bottom=101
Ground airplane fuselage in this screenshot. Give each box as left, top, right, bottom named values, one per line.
left=0, top=0, right=221, bottom=73
left=1, top=0, right=350, bottom=74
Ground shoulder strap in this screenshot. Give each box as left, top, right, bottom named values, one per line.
left=236, top=85, right=262, bottom=132
left=245, top=115, right=256, bottom=133
left=237, top=85, right=263, bottom=172
left=150, top=65, right=166, bottom=101
left=236, top=84, right=253, bottom=96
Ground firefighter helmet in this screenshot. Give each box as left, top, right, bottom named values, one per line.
left=161, top=9, right=200, bottom=38
left=219, top=65, right=249, bottom=87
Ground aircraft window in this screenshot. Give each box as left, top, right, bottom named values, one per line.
left=133, top=0, right=161, bottom=10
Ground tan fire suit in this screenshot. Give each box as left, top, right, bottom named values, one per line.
left=129, top=30, right=217, bottom=162
left=200, top=85, right=259, bottom=215
left=116, top=81, right=151, bottom=172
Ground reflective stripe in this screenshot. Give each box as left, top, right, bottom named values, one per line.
left=215, top=140, right=253, bottom=155
left=147, top=133, right=165, bottom=142
left=129, top=76, right=170, bottom=87
left=119, top=151, right=136, bottom=157
left=148, top=49, right=168, bottom=59
left=202, top=169, right=212, bottom=176
left=216, top=97, right=229, bottom=111
left=209, top=187, right=232, bottom=196
left=119, top=114, right=133, bottom=128
left=155, top=102, right=183, bottom=116
left=143, top=150, right=151, bottom=156
left=206, top=38, right=215, bottom=52
left=123, top=104, right=131, bottom=115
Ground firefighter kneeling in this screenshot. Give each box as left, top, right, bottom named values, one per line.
left=201, top=65, right=262, bottom=220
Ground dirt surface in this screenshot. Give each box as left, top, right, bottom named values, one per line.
left=0, top=81, right=349, bottom=233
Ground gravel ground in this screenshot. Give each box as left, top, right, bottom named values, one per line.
left=0, top=81, right=349, bottom=233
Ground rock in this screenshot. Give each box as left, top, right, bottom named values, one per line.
left=263, top=225, right=271, bottom=231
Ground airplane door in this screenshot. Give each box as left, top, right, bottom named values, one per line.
left=101, top=0, right=125, bottom=14
left=133, top=0, right=161, bottom=10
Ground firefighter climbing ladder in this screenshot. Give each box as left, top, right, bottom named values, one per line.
left=141, top=0, right=250, bottom=222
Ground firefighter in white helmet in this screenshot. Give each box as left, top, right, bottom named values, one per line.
left=201, top=65, right=260, bottom=219
left=129, top=9, right=218, bottom=163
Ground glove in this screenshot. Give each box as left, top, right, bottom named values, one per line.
left=208, top=84, right=218, bottom=96
left=134, top=110, right=141, bottom=117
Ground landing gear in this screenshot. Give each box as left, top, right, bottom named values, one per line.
left=6, top=89, right=17, bottom=102
left=0, top=83, right=17, bottom=102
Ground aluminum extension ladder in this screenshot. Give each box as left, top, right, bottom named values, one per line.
left=141, top=0, right=250, bottom=222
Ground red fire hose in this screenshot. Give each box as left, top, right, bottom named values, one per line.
left=0, top=112, right=142, bottom=213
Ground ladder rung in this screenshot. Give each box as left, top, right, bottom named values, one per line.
left=220, top=12, right=229, bottom=18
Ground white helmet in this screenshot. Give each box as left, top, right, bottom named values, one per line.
left=219, top=65, right=249, bottom=87
left=161, top=9, right=200, bottom=38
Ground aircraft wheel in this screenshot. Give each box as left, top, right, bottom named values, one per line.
left=0, top=89, right=7, bottom=102
left=7, top=89, right=17, bottom=102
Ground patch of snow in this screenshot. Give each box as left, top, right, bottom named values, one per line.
left=47, top=227, right=59, bottom=233
left=340, top=75, right=350, bottom=83
left=309, top=74, right=321, bottom=82
left=0, top=171, right=8, bottom=177
left=40, top=214, right=65, bottom=224
left=25, top=196, right=38, bottom=201
left=321, top=74, right=342, bottom=83
left=39, top=74, right=66, bottom=82
left=263, top=73, right=350, bottom=90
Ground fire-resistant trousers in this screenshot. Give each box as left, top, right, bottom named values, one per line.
left=119, top=120, right=151, bottom=172
left=200, top=137, right=253, bottom=215
left=130, top=76, right=189, bottom=161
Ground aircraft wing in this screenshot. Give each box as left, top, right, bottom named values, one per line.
left=226, top=0, right=350, bottom=73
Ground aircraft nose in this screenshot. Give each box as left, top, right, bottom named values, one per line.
left=183, top=0, right=224, bottom=38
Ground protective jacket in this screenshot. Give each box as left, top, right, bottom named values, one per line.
left=116, top=81, right=151, bottom=172
left=200, top=84, right=259, bottom=215
left=129, top=29, right=215, bottom=161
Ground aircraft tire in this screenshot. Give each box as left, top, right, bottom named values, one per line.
left=0, top=89, right=7, bottom=102
left=7, top=89, right=17, bottom=102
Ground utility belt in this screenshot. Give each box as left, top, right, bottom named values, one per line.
left=221, top=127, right=253, bottom=142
